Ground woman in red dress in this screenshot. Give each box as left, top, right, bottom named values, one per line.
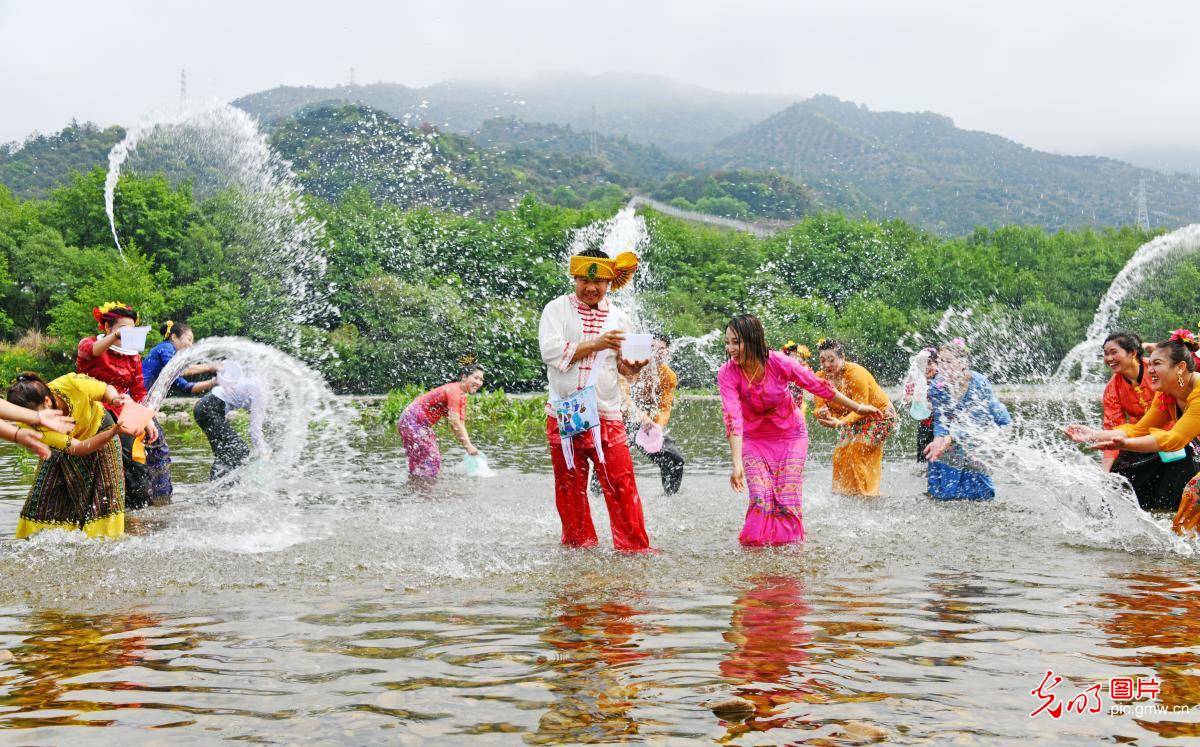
left=76, top=302, right=158, bottom=509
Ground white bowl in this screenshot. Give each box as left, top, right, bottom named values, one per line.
left=621, top=333, right=653, bottom=362
left=119, top=325, right=151, bottom=352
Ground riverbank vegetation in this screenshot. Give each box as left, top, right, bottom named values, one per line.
left=1, top=167, right=1195, bottom=393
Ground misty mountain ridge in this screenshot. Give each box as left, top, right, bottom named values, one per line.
left=706, top=94, right=1200, bottom=233
left=4, top=73, right=1197, bottom=235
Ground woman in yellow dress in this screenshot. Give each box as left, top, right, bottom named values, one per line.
left=6, top=372, right=135, bottom=538
left=812, top=339, right=897, bottom=496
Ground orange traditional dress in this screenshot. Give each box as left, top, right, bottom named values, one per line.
left=1102, top=363, right=1197, bottom=511
left=1116, top=383, right=1200, bottom=532
left=814, top=361, right=896, bottom=496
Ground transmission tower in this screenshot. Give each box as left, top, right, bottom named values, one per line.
left=180, top=69, right=187, bottom=103
left=1135, top=178, right=1150, bottom=230
left=349, top=67, right=356, bottom=86
left=589, top=105, right=599, bottom=158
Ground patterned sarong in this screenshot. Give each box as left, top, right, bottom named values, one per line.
left=398, top=408, right=441, bottom=479
left=16, top=413, right=125, bottom=539
left=741, top=435, right=808, bottom=545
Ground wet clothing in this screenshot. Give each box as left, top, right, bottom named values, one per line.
left=637, top=436, right=685, bottom=496
left=76, top=336, right=146, bottom=419
left=213, top=378, right=266, bottom=449
left=193, top=393, right=250, bottom=480
left=1103, top=385, right=1199, bottom=511
left=16, top=411, right=124, bottom=539
left=141, top=343, right=191, bottom=506
left=539, top=294, right=635, bottom=421
left=1111, top=447, right=1200, bottom=512
left=142, top=341, right=201, bottom=395
left=17, top=374, right=108, bottom=452
left=719, top=351, right=837, bottom=546
left=814, top=361, right=896, bottom=497
left=405, top=382, right=467, bottom=428
left=1100, top=362, right=1174, bottom=509
left=77, top=335, right=152, bottom=509
left=628, top=363, right=685, bottom=495
left=927, top=371, right=1010, bottom=501
left=1116, top=384, right=1200, bottom=533
left=916, top=417, right=934, bottom=462
left=539, top=293, right=650, bottom=551
left=398, top=383, right=469, bottom=480
left=398, top=409, right=442, bottom=479
left=143, top=423, right=173, bottom=507
left=546, top=417, right=651, bottom=552
left=398, top=383, right=469, bottom=479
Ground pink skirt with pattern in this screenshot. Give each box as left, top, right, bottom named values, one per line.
left=740, top=433, right=808, bottom=546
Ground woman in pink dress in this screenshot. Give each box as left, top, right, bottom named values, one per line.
left=719, top=315, right=879, bottom=546
left=396, top=365, right=484, bottom=480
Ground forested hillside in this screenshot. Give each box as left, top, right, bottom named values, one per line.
left=707, top=95, right=1200, bottom=234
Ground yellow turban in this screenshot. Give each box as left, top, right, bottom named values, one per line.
left=568, top=252, right=638, bottom=291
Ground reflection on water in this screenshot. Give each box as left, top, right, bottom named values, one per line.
left=719, top=576, right=813, bottom=739
left=0, top=610, right=174, bottom=728
left=0, top=397, right=1195, bottom=743
left=532, top=581, right=653, bottom=744
left=1097, top=571, right=1200, bottom=740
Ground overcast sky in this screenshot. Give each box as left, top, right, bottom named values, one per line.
left=2, top=0, right=1196, bottom=167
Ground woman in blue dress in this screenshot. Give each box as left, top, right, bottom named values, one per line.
left=141, top=321, right=221, bottom=504
left=923, top=341, right=1011, bottom=500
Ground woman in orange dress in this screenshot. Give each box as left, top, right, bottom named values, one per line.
left=812, top=339, right=897, bottom=496
left=1068, top=330, right=1200, bottom=533
left=1101, top=331, right=1199, bottom=511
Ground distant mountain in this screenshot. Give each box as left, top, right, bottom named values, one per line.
left=269, top=104, right=668, bottom=212
left=234, top=73, right=794, bottom=157
left=706, top=95, right=1200, bottom=234
left=470, top=117, right=685, bottom=185
left=0, top=121, right=123, bottom=198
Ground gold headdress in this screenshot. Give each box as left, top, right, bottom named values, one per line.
left=568, top=252, right=639, bottom=291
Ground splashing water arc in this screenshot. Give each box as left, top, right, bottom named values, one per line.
left=1054, top=223, right=1200, bottom=381
left=103, top=101, right=333, bottom=341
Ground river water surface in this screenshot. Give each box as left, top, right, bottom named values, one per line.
left=0, top=397, right=1197, bottom=745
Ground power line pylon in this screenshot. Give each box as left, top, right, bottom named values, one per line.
left=1135, top=179, right=1150, bottom=230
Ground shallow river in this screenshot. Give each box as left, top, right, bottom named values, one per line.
left=0, top=397, right=1197, bottom=745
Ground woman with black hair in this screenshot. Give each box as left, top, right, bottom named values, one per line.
left=812, top=339, right=897, bottom=496
left=1068, top=329, right=1200, bottom=532
left=718, top=315, right=878, bottom=546
left=141, top=320, right=221, bottom=505
left=397, top=364, right=485, bottom=481
left=6, top=372, right=133, bottom=538
left=1099, top=331, right=1199, bottom=510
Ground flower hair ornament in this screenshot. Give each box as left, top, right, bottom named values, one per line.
left=1169, top=327, right=1200, bottom=365
left=92, top=301, right=137, bottom=330
left=1169, top=328, right=1198, bottom=347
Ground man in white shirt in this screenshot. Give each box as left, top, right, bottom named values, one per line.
left=538, top=248, right=653, bottom=552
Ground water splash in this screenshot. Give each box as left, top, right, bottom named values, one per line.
left=104, top=101, right=334, bottom=346
left=1055, top=224, right=1200, bottom=381
left=565, top=204, right=653, bottom=326
left=146, top=337, right=359, bottom=500
left=670, top=330, right=726, bottom=388
left=895, top=309, right=1198, bottom=555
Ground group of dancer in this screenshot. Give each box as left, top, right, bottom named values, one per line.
left=399, top=248, right=1025, bottom=553
left=9, top=252, right=1199, bottom=551
left=0, top=304, right=265, bottom=538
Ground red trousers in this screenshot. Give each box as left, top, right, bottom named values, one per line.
left=546, top=417, right=652, bottom=552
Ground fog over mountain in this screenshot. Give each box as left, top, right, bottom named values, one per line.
left=2, top=0, right=1197, bottom=171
